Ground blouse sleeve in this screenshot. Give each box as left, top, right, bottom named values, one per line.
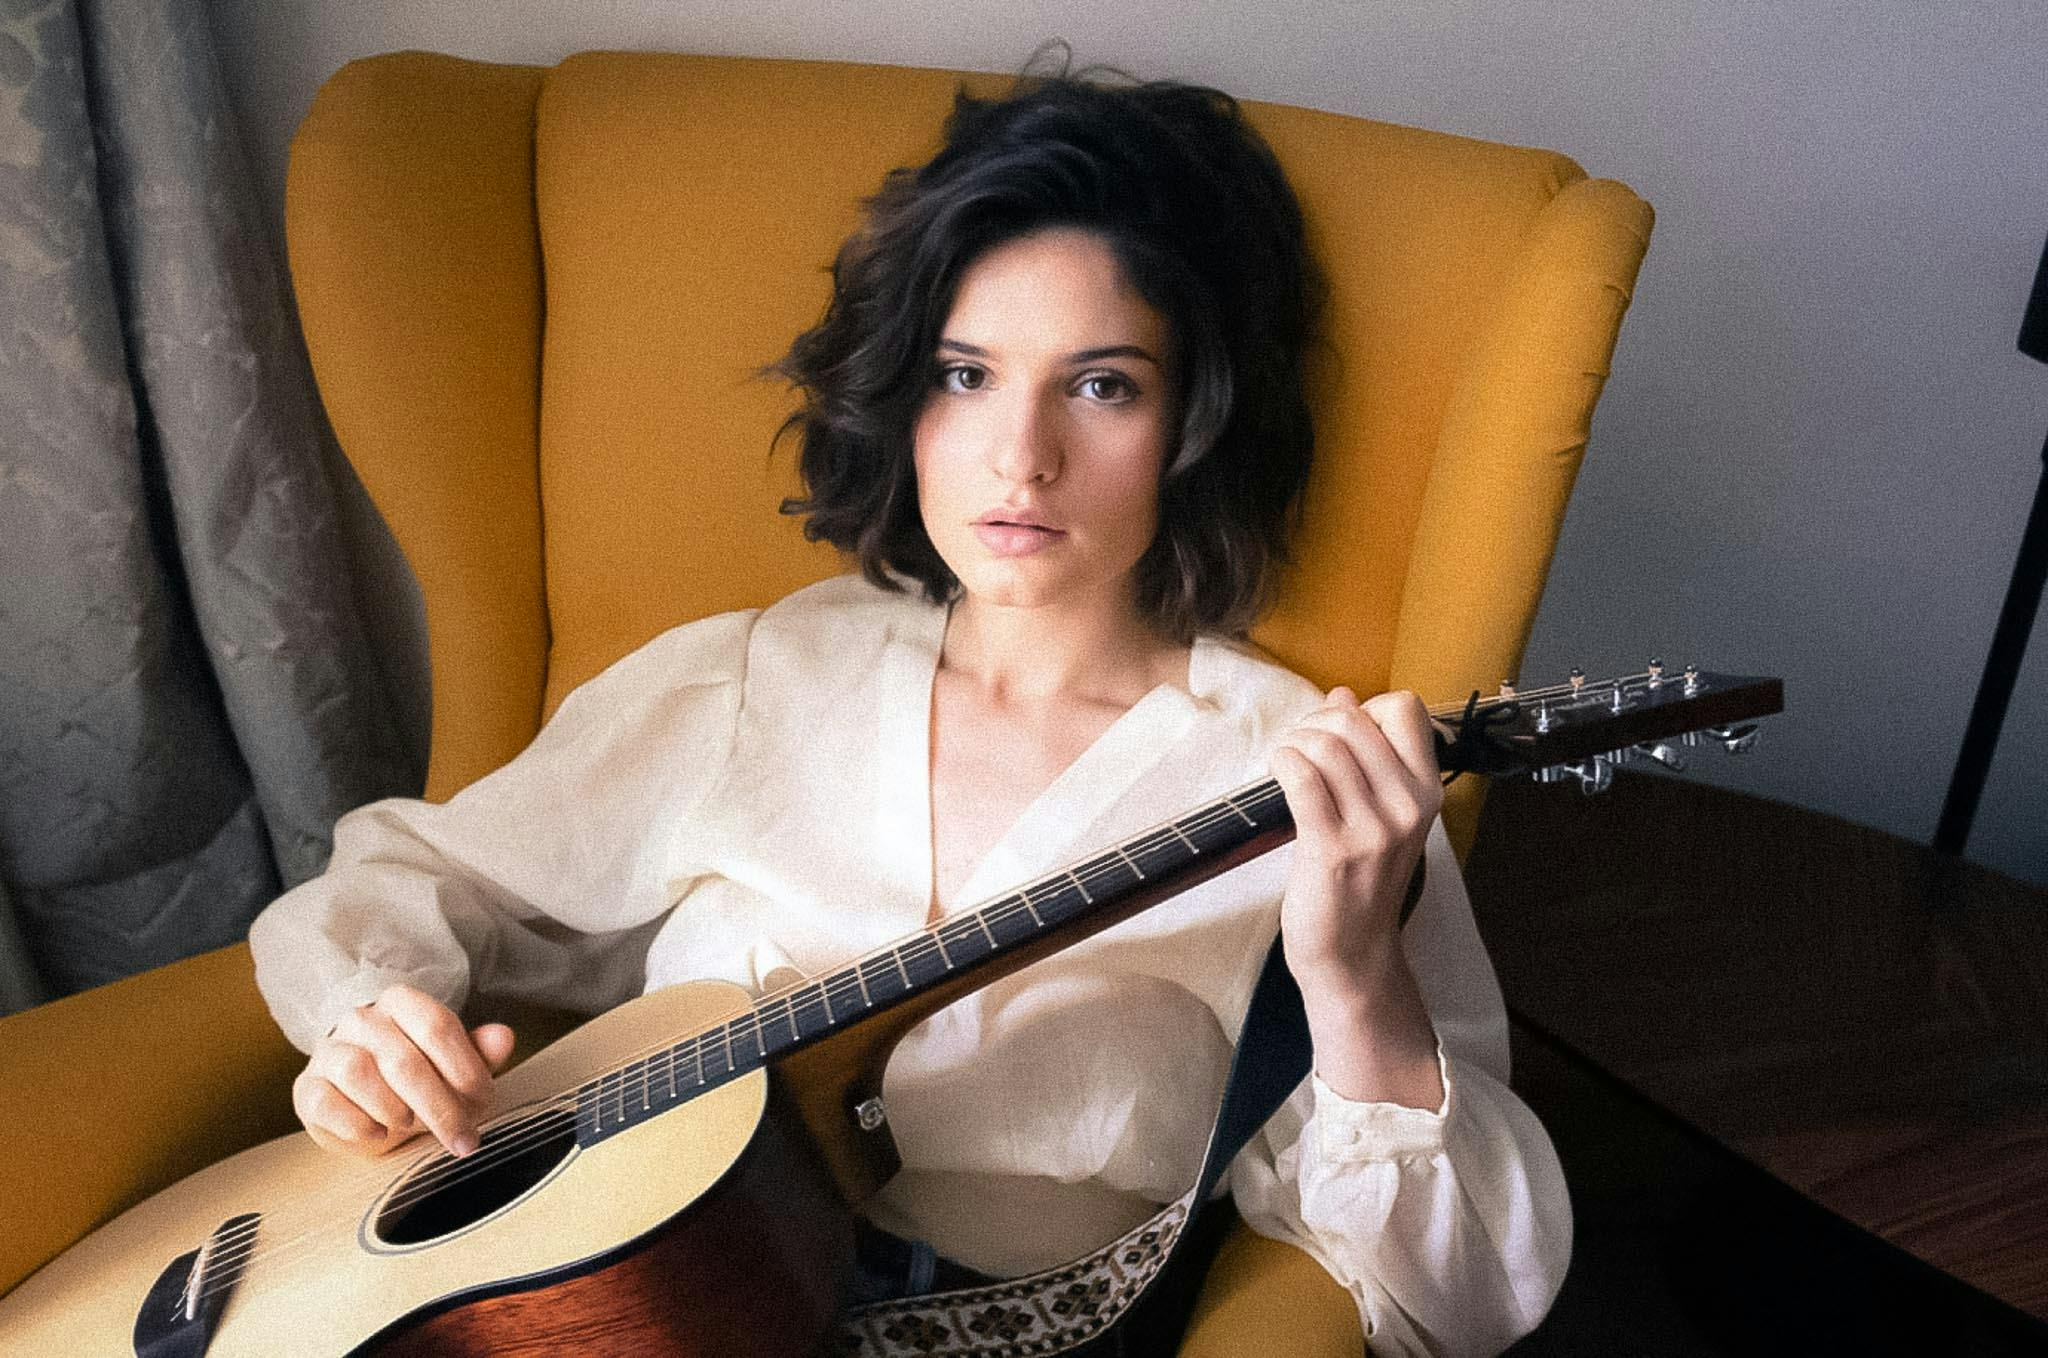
left=249, top=610, right=754, bottom=1052
left=1225, top=818, right=1572, bottom=1357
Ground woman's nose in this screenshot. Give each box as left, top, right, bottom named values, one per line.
left=986, top=391, right=1062, bottom=485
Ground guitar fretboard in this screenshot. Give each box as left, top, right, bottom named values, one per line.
left=572, top=778, right=1293, bottom=1146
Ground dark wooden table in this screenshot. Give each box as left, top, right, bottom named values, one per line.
left=1464, top=771, right=2048, bottom=1325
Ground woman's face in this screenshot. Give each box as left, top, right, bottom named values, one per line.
left=913, top=227, right=1175, bottom=620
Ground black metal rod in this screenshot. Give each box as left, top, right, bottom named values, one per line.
left=1934, top=423, right=2048, bottom=857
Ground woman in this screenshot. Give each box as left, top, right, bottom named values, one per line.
left=251, top=67, right=1569, bottom=1356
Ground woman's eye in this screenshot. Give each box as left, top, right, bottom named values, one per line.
left=937, top=364, right=986, bottom=393
left=1078, top=373, right=1136, bottom=402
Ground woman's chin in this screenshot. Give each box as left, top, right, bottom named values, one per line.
left=954, top=559, right=1082, bottom=612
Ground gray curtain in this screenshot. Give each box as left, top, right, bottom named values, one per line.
left=0, top=0, right=420, bottom=1009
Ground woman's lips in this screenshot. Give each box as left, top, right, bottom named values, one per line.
left=972, top=521, right=1067, bottom=557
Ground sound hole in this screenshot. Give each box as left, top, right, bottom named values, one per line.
left=374, top=1116, right=577, bottom=1246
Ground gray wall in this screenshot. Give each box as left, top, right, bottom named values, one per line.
left=206, top=0, right=2048, bottom=885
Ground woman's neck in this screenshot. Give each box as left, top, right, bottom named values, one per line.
left=941, top=592, right=1187, bottom=708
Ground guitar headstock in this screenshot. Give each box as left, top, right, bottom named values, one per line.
left=1431, top=662, right=1784, bottom=793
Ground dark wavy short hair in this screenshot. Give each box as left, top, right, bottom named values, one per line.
left=774, top=63, right=1323, bottom=640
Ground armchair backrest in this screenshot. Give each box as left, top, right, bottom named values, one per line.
left=287, top=51, right=1652, bottom=852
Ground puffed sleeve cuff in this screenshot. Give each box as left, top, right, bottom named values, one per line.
left=251, top=890, right=473, bottom=1052
left=1308, top=1042, right=1453, bottom=1163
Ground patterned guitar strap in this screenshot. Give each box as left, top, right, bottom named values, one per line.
left=834, top=929, right=1316, bottom=1358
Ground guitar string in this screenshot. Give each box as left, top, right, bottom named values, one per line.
left=183, top=671, right=1694, bottom=1304
left=178, top=787, right=1291, bottom=1307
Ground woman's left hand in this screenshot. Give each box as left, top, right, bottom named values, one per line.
left=1268, top=687, right=1443, bottom=1002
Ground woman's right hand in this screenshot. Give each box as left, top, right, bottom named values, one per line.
left=293, top=983, right=516, bottom=1158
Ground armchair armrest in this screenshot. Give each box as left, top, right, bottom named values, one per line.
left=0, top=943, right=301, bottom=1295
left=1183, top=1216, right=1365, bottom=1355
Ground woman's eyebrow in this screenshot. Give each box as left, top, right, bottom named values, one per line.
left=935, top=337, right=1161, bottom=367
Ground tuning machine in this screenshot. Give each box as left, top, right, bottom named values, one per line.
left=1533, top=753, right=1617, bottom=795
left=1713, top=723, right=1760, bottom=754
left=1633, top=742, right=1687, bottom=771
left=1680, top=723, right=1761, bottom=755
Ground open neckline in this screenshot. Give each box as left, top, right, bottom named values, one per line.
left=910, top=605, right=1211, bottom=923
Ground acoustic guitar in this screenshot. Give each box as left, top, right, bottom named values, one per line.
left=0, top=664, right=1781, bottom=1357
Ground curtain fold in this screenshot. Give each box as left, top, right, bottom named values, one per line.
left=0, top=0, right=420, bottom=1008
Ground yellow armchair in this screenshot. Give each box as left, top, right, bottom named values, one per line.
left=0, top=50, right=1651, bottom=1354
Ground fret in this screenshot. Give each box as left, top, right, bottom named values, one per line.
left=903, top=938, right=949, bottom=989
left=852, top=962, right=873, bottom=1007
left=1065, top=867, right=1095, bottom=905
left=931, top=930, right=954, bottom=969
left=986, top=897, right=1038, bottom=946
left=755, top=998, right=798, bottom=1051
left=731, top=1019, right=763, bottom=1068
left=1018, top=885, right=1046, bottom=927
left=938, top=916, right=994, bottom=969
left=819, top=982, right=836, bottom=1024
left=664, top=1046, right=677, bottom=1101
left=693, top=1034, right=706, bottom=1088
left=639, top=1060, right=651, bottom=1111
left=893, top=947, right=913, bottom=990
left=1241, top=780, right=1287, bottom=824
left=786, top=1000, right=817, bottom=1042
left=826, top=968, right=868, bottom=1021
left=791, top=987, right=831, bottom=1040
left=724, top=1021, right=735, bottom=1070
left=1169, top=822, right=1200, bottom=853
left=1040, top=877, right=1091, bottom=925
left=1224, top=794, right=1258, bottom=828
left=862, top=953, right=909, bottom=1005
left=1084, top=848, right=1141, bottom=894
left=1113, top=843, right=1146, bottom=879
left=701, top=1034, right=732, bottom=1084
left=974, top=911, right=998, bottom=948
left=1184, top=807, right=1249, bottom=854
left=1129, top=831, right=1186, bottom=880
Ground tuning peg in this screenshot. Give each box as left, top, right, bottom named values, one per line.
left=1533, top=756, right=1616, bottom=794
left=1710, top=724, right=1760, bottom=755
left=1635, top=742, right=1687, bottom=771
left=1576, top=756, right=1615, bottom=795
left=1646, top=658, right=1666, bottom=689
left=1683, top=663, right=1700, bottom=696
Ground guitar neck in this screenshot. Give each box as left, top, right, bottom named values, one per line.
left=573, top=664, right=1784, bottom=1147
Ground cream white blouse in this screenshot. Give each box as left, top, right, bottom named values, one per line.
left=250, top=574, right=1570, bottom=1356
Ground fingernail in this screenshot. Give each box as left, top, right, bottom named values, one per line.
left=452, top=1135, right=479, bottom=1157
